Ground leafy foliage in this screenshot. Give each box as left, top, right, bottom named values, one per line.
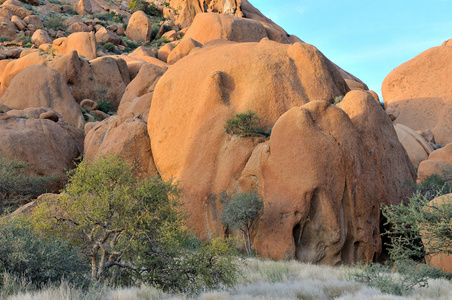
left=32, top=155, right=240, bottom=293
left=43, top=14, right=67, bottom=31
left=382, top=174, right=452, bottom=262
left=139, top=236, right=240, bottom=294
left=353, top=261, right=451, bottom=296
left=0, top=217, right=88, bottom=287
left=97, top=99, right=115, bottom=114
left=0, top=157, right=56, bottom=214
left=225, top=111, right=269, bottom=138
left=220, top=191, right=264, bottom=255
left=101, top=42, right=116, bottom=52
left=128, top=0, right=161, bottom=16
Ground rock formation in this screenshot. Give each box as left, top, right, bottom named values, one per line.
left=382, top=42, right=452, bottom=146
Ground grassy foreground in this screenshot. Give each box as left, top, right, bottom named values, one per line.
left=3, top=259, right=452, bottom=300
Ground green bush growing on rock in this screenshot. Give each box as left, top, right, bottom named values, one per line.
left=220, top=190, right=264, bottom=256
left=224, top=110, right=269, bottom=138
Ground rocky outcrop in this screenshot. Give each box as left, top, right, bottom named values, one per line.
left=382, top=42, right=452, bottom=146
left=84, top=115, right=156, bottom=178
left=147, top=40, right=414, bottom=263
left=184, top=13, right=269, bottom=44
left=0, top=108, right=84, bottom=181
left=53, top=32, right=97, bottom=60
left=167, top=37, right=202, bottom=64
left=394, top=123, right=434, bottom=168
left=1, top=65, right=85, bottom=129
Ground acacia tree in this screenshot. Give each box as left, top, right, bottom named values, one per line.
left=220, top=190, right=264, bottom=255
left=32, top=155, right=183, bottom=281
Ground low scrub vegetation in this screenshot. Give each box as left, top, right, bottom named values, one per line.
left=0, top=157, right=56, bottom=214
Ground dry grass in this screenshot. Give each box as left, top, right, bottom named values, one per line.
left=4, top=259, right=452, bottom=300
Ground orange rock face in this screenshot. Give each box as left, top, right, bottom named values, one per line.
left=382, top=43, right=452, bottom=146
left=0, top=108, right=84, bottom=180
left=184, top=13, right=269, bottom=44
left=1, top=65, right=85, bottom=129
left=147, top=40, right=414, bottom=263
left=125, top=11, right=152, bottom=42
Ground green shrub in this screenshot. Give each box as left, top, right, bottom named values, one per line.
left=0, top=157, right=56, bottom=214
left=32, top=155, right=240, bottom=292
left=0, top=36, right=12, bottom=42
left=225, top=110, right=269, bottom=138
left=101, top=42, right=116, bottom=52
left=128, top=0, right=161, bottom=16
left=0, top=217, right=88, bottom=287
left=97, top=99, right=114, bottom=114
left=18, top=35, right=31, bottom=44
left=332, top=95, right=344, bottom=105
left=382, top=174, right=452, bottom=262
left=353, top=261, right=452, bottom=296
left=220, top=190, right=264, bottom=255
left=44, top=14, right=67, bottom=31
left=48, top=0, right=62, bottom=4
left=25, top=42, right=32, bottom=48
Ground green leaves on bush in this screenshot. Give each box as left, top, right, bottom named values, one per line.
left=382, top=174, right=452, bottom=262
left=0, top=157, right=56, bottom=214
left=0, top=217, right=88, bottom=287
left=128, top=0, right=161, bottom=16
left=224, top=110, right=269, bottom=138
left=220, top=191, right=264, bottom=255
left=353, top=261, right=451, bottom=296
left=32, top=155, right=240, bottom=293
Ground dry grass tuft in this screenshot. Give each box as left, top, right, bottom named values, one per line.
left=4, top=259, right=452, bottom=300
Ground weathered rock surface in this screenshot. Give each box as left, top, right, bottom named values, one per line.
left=184, top=13, right=269, bottom=44
left=394, top=123, right=434, bottom=168
left=418, top=143, right=452, bottom=182
left=53, top=32, right=97, bottom=60
left=125, top=10, right=152, bottom=42
left=382, top=43, right=452, bottom=146
left=167, top=37, right=202, bottom=64
left=31, top=29, right=52, bottom=47
left=0, top=108, right=84, bottom=181
left=147, top=40, right=414, bottom=263
left=84, top=115, right=156, bottom=178
left=1, top=65, right=85, bottom=129
left=118, top=63, right=166, bottom=118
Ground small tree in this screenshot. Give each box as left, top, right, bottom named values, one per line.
left=382, top=174, right=452, bottom=263
left=220, top=191, right=264, bottom=255
left=32, top=155, right=183, bottom=282
left=224, top=110, right=269, bottom=138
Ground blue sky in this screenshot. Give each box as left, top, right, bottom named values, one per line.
left=250, top=0, right=452, bottom=100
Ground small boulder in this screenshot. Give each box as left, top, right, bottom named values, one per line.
left=80, top=99, right=98, bottom=111
left=95, top=26, right=121, bottom=45
left=23, top=15, right=43, bottom=29
left=67, top=22, right=90, bottom=33
left=39, top=110, right=59, bottom=122
left=418, top=143, right=452, bottom=182
left=11, top=15, right=27, bottom=31
left=167, top=37, right=202, bottom=64
left=1, top=1, right=32, bottom=19
left=53, top=32, right=97, bottom=60
left=157, top=43, right=175, bottom=63
left=162, top=29, right=177, bottom=41
left=31, top=29, right=52, bottom=47
left=125, top=10, right=152, bottom=42
left=394, top=123, right=434, bottom=168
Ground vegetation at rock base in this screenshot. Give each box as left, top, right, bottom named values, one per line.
left=352, top=172, right=452, bottom=296
left=382, top=173, right=452, bottom=263
left=0, top=217, right=88, bottom=288
left=30, top=155, right=239, bottom=293
left=0, top=157, right=56, bottom=214
left=220, top=190, right=264, bottom=256
left=224, top=110, right=269, bottom=138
